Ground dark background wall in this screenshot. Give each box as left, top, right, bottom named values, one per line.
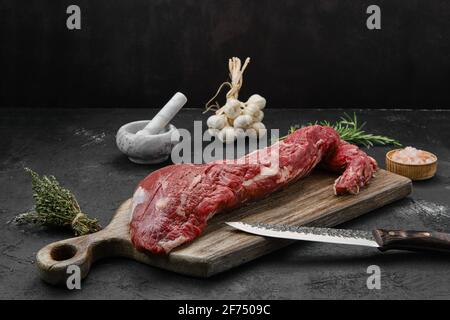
left=1, top=0, right=449, bottom=109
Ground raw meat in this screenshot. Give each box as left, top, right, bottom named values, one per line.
left=130, top=125, right=377, bottom=254
left=322, top=140, right=378, bottom=195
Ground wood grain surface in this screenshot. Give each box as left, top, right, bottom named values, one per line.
left=36, top=169, right=412, bottom=285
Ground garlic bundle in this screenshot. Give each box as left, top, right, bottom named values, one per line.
left=204, top=57, right=267, bottom=143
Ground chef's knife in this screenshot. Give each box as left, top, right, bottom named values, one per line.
left=226, top=222, right=450, bottom=253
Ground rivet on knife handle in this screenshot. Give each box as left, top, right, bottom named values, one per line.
left=372, top=229, right=450, bottom=253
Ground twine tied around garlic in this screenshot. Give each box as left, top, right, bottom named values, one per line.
left=204, top=57, right=251, bottom=114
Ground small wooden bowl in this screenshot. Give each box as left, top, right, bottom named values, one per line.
left=386, top=149, right=437, bottom=181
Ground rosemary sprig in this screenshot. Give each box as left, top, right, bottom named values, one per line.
left=283, top=113, right=401, bottom=148
left=12, top=168, right=101, bottom=236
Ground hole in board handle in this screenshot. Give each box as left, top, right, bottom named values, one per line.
left=50, top=244, right=77, bottom=261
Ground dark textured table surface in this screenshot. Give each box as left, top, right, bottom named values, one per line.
left=1, top=108, right=449, bottom=300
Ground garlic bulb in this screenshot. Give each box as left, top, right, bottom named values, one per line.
left=247, top=122, right=267, bottom=137
left=243, top=103, right=260, bottom=117
left=246, top=94, right=266, bottom=110
left=223, top=99, right=242, bottom=119
left=207, top=128, right=219, bottom=137
left=207, top=114, right=227, bottom=130
left=218, top=126, right=237, bottom=143
left=252, top=122, right=266, bottom=130
left=253, top=110, right=264, bottom=122
left=234, top=128, right=246, bottom=139
left=233, top=115, right=253, bottom=129
left=246, top=128, right=257, bottom=139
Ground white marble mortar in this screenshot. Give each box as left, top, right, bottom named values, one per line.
left=116, top=120, right=179, bottom=164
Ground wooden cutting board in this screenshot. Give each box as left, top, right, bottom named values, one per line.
left=36, top=169, right=411, bottom=285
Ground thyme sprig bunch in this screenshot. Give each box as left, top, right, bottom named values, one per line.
left=284, top=113, right=401, bottom=148
left=12, top=168, right=101, bottom=236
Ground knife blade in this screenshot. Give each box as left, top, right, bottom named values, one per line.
left=226, top=222, right=380, bottom=248
left=226, top=222, right=450, bottom=253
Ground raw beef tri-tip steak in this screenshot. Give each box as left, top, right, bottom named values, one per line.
left=130, top=125, right=377, bottom=254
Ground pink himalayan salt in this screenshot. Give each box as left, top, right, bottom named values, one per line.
left=392, top=147, right=434, bottom=165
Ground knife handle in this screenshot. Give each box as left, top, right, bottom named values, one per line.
left=372, top=229, right=450, bottom=253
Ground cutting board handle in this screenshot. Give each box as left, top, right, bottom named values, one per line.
left=36, top=230, right=125, bottom=285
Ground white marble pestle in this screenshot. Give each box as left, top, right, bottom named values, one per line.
left=116, top=92, right=187, bottom=164
left=136, top=92, right=187, bottom=135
